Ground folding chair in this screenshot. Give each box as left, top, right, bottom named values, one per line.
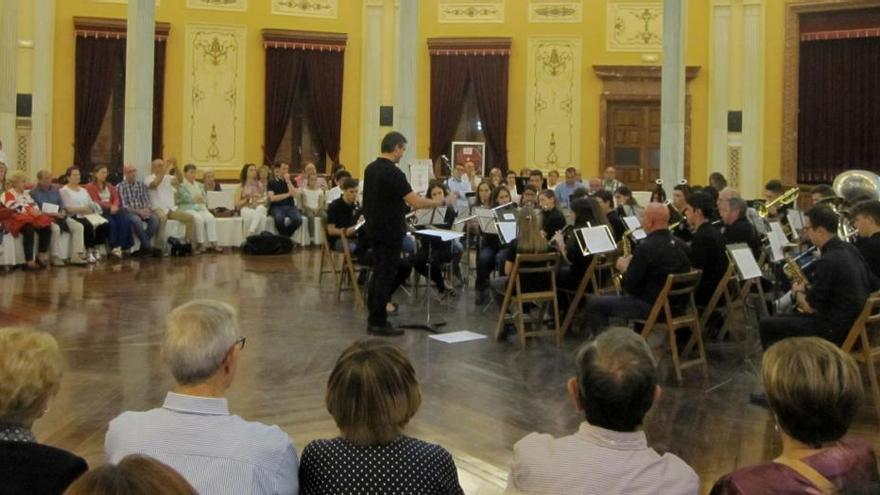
left=319, top=224, right=340, bottom=285
left=558, top=257, right=600, bottom=339
left=840, top=292, right=880, bottom=429
left=337, top=234, right=365, bottom=309
left=493, top=253, right=561, bottom=349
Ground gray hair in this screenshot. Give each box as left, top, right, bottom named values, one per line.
left=162, top=300, right=239, bottom=385
left=727, top=196, right=748, bottom=218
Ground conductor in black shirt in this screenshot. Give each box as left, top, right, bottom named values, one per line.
left=852, top=200, right=880, bottom=280
left=583, top=203, right=691, bottom=335
left=363, top=132, right=443, bottom=336
left=683, top=192, right=729, bottom=306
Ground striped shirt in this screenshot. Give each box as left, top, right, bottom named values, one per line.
left=105, top=392, right=299, bottom=495
left=508, top=421, right=699, bottom=495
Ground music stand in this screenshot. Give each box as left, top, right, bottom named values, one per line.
left=399, top=228, right=465, bottom=333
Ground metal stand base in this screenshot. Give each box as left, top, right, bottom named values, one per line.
left=398, top=321, right=447, bottom=333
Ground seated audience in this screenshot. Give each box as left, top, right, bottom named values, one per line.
left=61, top=167, right=109, bottom=263
left=105, top=300, right=299, bottom=495
left=684, top=192, right=729, bottom=306
left=602, top=166, right=624, bottom=193
left=508, top=328, right=698, bottom=494
left=267, top=161, right=303, bottom=237
left=488, top=167, right=503, bottom=188
left=258, top=164, right=273, bottom=191
left=851, top=200, right=880, bottom=280
left=86, top=165, right=134, bottom=259
left=326, top=169, right=352, bottom=204
left=554, top=167, right=583, bottom=209
left=446, top=161, right=471, bottom=214
left=326, top=177, right=363, bottom=254
left=176, top=164, right=222, bottom=253
left=463, top=159, right=479, bottom=189
left=64, top=454, right=196, bottom=495
left=201, top=167, right=222, bottom=192
left=538, top=189, right=566, bottom=240
left=235, top=163, right=269, bottom=237
left=587, top=176, right=602, bottom=194
left=528, top=170, right=544, bottom=191
left=299, top=339, right=464, bottom=494
left=711, top=337, right=879, bottom=494
left=0, top=326, right=88, bottom=494
left=117, top=164, right=162, bottom=256
left=300, top=171, right=326, bottom=244
left=546, top=169, right=560, bottom=190
left=146, top=159, right=197, bottom=250
left=505, top=171, right=521, bottom=204
left=412, top=181, right=460, bottom=299
left=30, top=169, right=87, bottom=266
left=3, top=170, right=54, bottom=269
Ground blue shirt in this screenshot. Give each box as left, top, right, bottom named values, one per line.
left=446, top=175, right=472, bottom=213
left=105, top=392, right=299, bottom=495
left=29, top=185, right=64, bottom=211
left=555, top=181, right=584, bottom=209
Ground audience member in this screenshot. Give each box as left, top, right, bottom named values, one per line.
left=546, top=169, right=560, bottom=190
left=105, top=300, right=299, bottom=495
left=147, top=159, right=197, bottom=250
left=587, top=176, right=602, bottom=194
left=602, top=166, right=624, bottom=193
left=326, top=169, right=352, bottom=204
left=554, top=167, right=584, bottom=209
left=300, top=171, right=326, bottom=244
left=505, top=171, right=521, bottom=204
left=176, top=164, right=221, bottom=253
left=118, top=164, right=162, bottom=256
left=299, top=339, right=464, bottom=494
left=257, top=164, right=273, bottom=191
left=3, top=170, right=54, bottom=269
left=508, top=329, right=699, bottom=494
left=30, top=169, right=87, bottom=266
left=528, top=170, right=544, bottom=191
left=201, top=168, right=222, bottom=192
left=86, top=165, right=133, bottom=259
left=0, top=326, right=88, bottom=494
left=235, top=163, right=269, bottom=237
left=61, top=167, right=108, bottom=263
left=267, top=161, right=303, bottom=237
left=711, top=337, right=878, bottom=494
left=446, top=161, right=472, bottom=214
left=64, top=454, right=196, bottom=495
left=488, top=167, right=503, bottom=188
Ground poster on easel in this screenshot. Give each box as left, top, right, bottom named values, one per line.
left=451, top=142, right=486, bottom=177
left=405, top=159, right=434, bottom=195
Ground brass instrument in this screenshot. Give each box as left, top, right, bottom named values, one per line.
left=612, top=230, right=634, bottom=290
left=757, top=188, right=800, bottom=218
left=832, top=170, right=880, bottom=241
left=782, top=255, right=809, bottom=286
left=665, top=200, right=686, bottom=231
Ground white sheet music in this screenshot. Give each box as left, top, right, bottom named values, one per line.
left=497, top=221, right=517, bottom=244
left=407, top=159, right=433, bottom=194
left=767, top=224, right=785, bottom=262
left=580, top=226, right=618, bottom=255
left=414, top=207, right=447, bottom=226
left=769, top=221, right=792, bottom=248
left=622, top=215, right=646, bottom=240
left=40, top=202, right=59, bottom=214
left=728, top=244, right=763, bottom=280
left=415, top=228, right=464, bottom=242
left=786, top=210, right=804, bottom=235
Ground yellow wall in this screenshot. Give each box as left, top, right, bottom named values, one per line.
left=763, top=1, right=787, bottom=184
left=52, top=1, right=363, bottom=179
left=417, top=0, right=710, bottom=182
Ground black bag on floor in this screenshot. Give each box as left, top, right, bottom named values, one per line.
left=242, top=232, right=293, bottom=255
left=167, top=236, right=193, bottom=257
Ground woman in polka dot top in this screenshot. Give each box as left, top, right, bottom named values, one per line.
left=298, top=339, right=464, bottom=495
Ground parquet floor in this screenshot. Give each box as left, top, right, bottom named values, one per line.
left=2, top=249, right=878, bottom=494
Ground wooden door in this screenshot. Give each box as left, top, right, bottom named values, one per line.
left=606, top=102, right=661, bottom=192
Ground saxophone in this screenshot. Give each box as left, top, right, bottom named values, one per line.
left=782, top=254, right=809, bottom=286
left=613, top=230, right=633, bottom=289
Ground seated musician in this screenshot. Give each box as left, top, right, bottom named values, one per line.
left=719, top=196, right=762, bottom=257
left=538, top=190, right=566, bottom=241
left=811, top=184, right=835, bottom=206
left=475, top=186, right=513, bottom=305
left=758, top=206, right=873, bottom=349
left=683, top=192, right=729, bottom=307
left=592, top=190, right=626, bottom=242
left=412, top=181, right=460, bottom=300
left=614, top=186, right=644, bottom=221
left=490, top=206, right=551, bottom=310
left=719, top=187, right=767, bottom=235
left=851, top=200, right=880, bottom=280
left=520, top=185, right=538, bottom=208
left=582, top=203, right=691, bottom=336
left=528, top=170, right=544, bottom=192
left=326, top=177, right=364, bottom=255
left=671, top=183, right=693, bottom=242
left=763, top=179, right=791, bottom=222
left=553, top=198, right=607, bottom=310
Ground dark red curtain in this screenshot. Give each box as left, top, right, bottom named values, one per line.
left=429, top=55, right=470, bottom=167
left=152, top=40, right=166, bottom=160
left=304, top=50, right=344, bottom=166
left=798, top=36, right=880, bottom=184
left=75, top=37, right=124, bottom=173
left=468, top=55, right=509, bottom=172
left=263, top=48, right=306, bottom=164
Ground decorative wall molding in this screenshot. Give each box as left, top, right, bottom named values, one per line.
left=91, top=0, right=161, bottom=5
left=607, top=2, right=663, bottom=52
left=261, top=29, right=347, bottom=51
left=438, top=2, right=505, bottom=23
left=526, top=37, right=581, bottom=171
left=528, top=1, right=582, bottom=23
left=15, top=119, right=30, bottom=174
left=186, top=0, right=247, bottom=12
left=427, top=37, right=512, bottom=56
left=73, top=17, right=171, bottom=41
left=182, top=24, right=247, bottom=170
left=271, top=0, right=337, bottom=19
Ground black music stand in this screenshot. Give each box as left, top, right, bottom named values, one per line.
left=399, top=228, right=464, bottom=333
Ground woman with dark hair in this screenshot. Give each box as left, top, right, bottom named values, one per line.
left=614, top=185, right=643, bottom=221
left=671, top=183, right=693, bottom=242
left=592, top=190, right=626, bottom=242
left=650, top=180, right=667, bottom=203
left=538, top=189, right=566, bottom=241
left=505, top=171, right=521, bottom=204
left=85, top=165, right=133, bottom=259
left=60, top=167, right=108, bottom=263
left=474, top=186, right=513, bottom=305
left=235, top=163, right=268, bottom=236
left=412, top=181, right=459, bottom=299
left=553, top=197, right=608, bottom=294
left=64, top=455, right=195, bottom=495
left=490, top=206, right=551, bottom=302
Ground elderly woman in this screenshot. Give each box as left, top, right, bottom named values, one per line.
left=86, top=165, right=133, bottom=259
left=0, top=327, right=88, bottom=494
left=64, top=454, right=196, bottom=495
left=176, top=163, right=221, bottom=253
left=201, top=168, right=221, bottom=192
left=2, top=170, right=54, bottom=269
left=711, top=337, right=879, bottom=494
left=235, top=163, right=268, bottom=236
left=299, top=339, right=464, bottom=494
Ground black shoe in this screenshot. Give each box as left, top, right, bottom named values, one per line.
left=475, top=289, right=490, bottom=306
left=150, top=248, right=164, bottom=258
left=749, top=392, right=770, bottom=409
left=367, top=322, right=404, bottom=336
left=357, top=270, right=369, bottom=286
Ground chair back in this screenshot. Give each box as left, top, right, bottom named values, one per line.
left=841, top=292, right=880, bottom=353
left=507, top=252, right=559, bottom=299
left=640, top=269, right=702, bottom=338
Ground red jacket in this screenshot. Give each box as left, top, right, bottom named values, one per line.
left=85, top=182, right=121, bottom=214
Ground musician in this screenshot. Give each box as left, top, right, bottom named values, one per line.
left=475, top=186, right=513, bottom=305
left=684, top=192, right=729, bottom=306
left=582, top=203, right=691, bottom=335
left=763, top=179, right=791, bottom=221
left=719, top=187, right=768, bottom=235
left=671, top=183, right=693, bottom=242
left=446, top=162, right=471, bottom=214
left=851, top=200, right=880, bottom=280
left=412, top=181, right=460, bottom=300
left=520, top=185, right=539, bottom=208
left=709, top=172, right=728, bottom=192
left=528, top=170, right=544, bottom=192
left=553, top=198, right=607, bottom=294
left=719, top=196, right=761, bottom=257
left=614, top=186, right=644, bottom=221
left=539, top=190, right=566, bottom=241
left=593, top=190, right=626, bottom=242
left=326, top=177, right=364, bottom=255
left=362, top=131, right=442, bottom=337
left=811, top=184, right=835, bottom=206
left=758, top=206, right=873, bottom=348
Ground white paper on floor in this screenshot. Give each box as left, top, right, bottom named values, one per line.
left=429, top=331, right=488, bottom=344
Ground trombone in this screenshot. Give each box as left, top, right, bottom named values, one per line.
left=757, top=188, right=799, bottom=218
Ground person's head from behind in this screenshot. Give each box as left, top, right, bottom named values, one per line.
left=570, top=197, right=606, bottom=228
left=516, top=206, right=547, bottom=254
left=521, top=185, right=538, bottom=207
left=719, top=196, right=747, bottom=226
left=239, top=163, right=257, bottom=184
left=380, top=131, right=407, bottom=163
left=341, top=177, right=359, bottom=205
left=529, top=170, right=543, bottom=190
left=641, top=202, right=670, bottom=233
left=763, top=337, right=862, bottom=448
left=804, top=205, right=839, bottom=248
left=64, top=454, right=197, bottom=495
left=569, top=328, right=659, bottom=432
left=326, top=339, right=421, bottom=446
left=709, top=172, right=727, bottom=191
left=851, top=200, right=880, bottom=238
left=162, top=300, right=244, bottom=394
left=491, top=185, right=511, bottom=207
left=0, top=327, right=63, bottom=428
left=538, top=189, right=557, bottom=212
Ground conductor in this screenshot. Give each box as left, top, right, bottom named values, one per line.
left=363, top=131, right=443, bottom=336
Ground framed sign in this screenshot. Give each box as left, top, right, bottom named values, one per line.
left=451, top=141, right=486, bottom=177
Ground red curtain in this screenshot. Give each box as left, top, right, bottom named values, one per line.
left=798, top=36, right=880, bottom=184
left=429, top=55, right=470, bottom=168
left=305, top=50, right=344, bottom=166
left=468, top=55, right=509, bottom=172
left=263, top=48, right=306, bottom=164
left=152, top=40, right=166, bottom=160
left=75, top=37, right=124, bottom=174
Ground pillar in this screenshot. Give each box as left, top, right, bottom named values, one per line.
left=659, top=0, right=686, bottom=188
left=31, top=0, right=54, bottom=176
left=0, top=0, right=19, bottom=172
left=123, top=0, right=155, bottom=177
left=396, top=0, right=418, bottom=159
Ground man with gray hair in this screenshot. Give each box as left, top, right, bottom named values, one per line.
left=105, top=300, right=300, bottom=495
left=718, top=186, right=767, bottom=235
left=719, top=194, right=761, bottom=257
left=507, top=329, right=698, bottom=494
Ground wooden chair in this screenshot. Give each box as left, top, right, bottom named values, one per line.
left=635, top=270, right=708, bottom=382
left=558, top=257, right=600, bottom=339
left=319, top=224, right=340, bottom=285
left=493, top=252, right=561, bottom=349
left=840, top=292, right=880, bottom=429
left=336, top=234, right=365, bottom=310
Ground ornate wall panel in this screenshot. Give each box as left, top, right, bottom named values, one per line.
left=438, top=1, right=505, bottom=23
left=92, top=0, right=161, bottom=4
left=607, top=2, right=663, bottom=52
left=526, top=37, right=581, bottom=171
left=528, top=1, right=582, bottom=23
left=271, top=0, right=338, bottom=18
left=186, top=0, right=247, bottom=12
left=182, top=24, right=247, bottom=170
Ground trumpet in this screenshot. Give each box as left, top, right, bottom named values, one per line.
left=757, top=188, right=799, bottom=218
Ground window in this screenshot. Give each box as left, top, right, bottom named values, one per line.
left=273, top=77, right=325, bottom=173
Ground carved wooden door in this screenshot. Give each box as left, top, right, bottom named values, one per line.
left=606, top=102, right=661, bottom=192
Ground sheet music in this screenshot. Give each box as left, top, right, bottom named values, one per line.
left=786, top=210, right=805, bottom=237
left=407, top=159, right=433, bottom=194
left=767, top=225, right=785, bottom=262
left=728, top=244, right=763, bottom=280
left=769, top=221, right=792, bottom=248
left=579, top=226, right=618, bottom=255
left=497, top=221, right=517, bottom=244
left=415, top=207, right=446, bottom=226
left=40, top=202, right=59, bottom=214
left=414, top=228, right=464, bottom=242
left=622, top=215, right=646, bottom=240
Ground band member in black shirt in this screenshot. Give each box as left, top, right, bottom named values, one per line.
left=326, top=177, right=364, bottom=254
left=759, top=206, right=873, bottom=348
left=538, top=189, right=567, bottom=240
left=671, top=183, right=693, bottom=243
left=362, top=132, right=442, bottom=336
left=412, top=181, right=459, bottom=298
left=719, top=196, right=762, bottom=257
left=592, top=190, right=626, bottom=242
left=683, top=192, right=729, bottom=306
left=852, top=200, right=880, bottom=280
left=583, top=203, right=691, bottom=335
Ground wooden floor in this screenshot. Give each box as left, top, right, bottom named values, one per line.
left=3, top=250, right=879, bottom=494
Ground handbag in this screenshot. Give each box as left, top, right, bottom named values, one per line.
left=774, top=455, right=838, bottom=494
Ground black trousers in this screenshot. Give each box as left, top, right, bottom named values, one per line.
left=20, top=225, right=51, bottom=262
left=367, top=235, right=410, bottom=326
left=70, top=216, right=108, bottom=249
left=759, top=313, right=849, bottom=348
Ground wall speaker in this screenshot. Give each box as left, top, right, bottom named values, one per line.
left=379, top=106, right=393, bottom=126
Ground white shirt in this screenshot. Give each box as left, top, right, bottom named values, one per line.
left=446, top=175, right=472, bottom=213
left=106, top=392, right=299, bottom=495
left=327, top=186, right=342, bottom=204
left=60, top=186, right=95, bottom=215
left=146, top=174, right=177, bottom=212
left=508, top=422, right=698, bottom=495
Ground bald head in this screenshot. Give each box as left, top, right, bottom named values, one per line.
left=124, top=163, right=139, bottom=183
left=642, top=202, right=669, bottom=233
left=36, top=170, right=52, bottom=188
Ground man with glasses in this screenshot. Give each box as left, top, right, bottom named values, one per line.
left=105, top=300, right=299, bottom=495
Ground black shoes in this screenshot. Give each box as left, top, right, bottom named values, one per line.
left=367, top=322, right=404, bottom=336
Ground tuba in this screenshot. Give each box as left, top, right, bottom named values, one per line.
left=831, top=170, right=880, bottom=240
